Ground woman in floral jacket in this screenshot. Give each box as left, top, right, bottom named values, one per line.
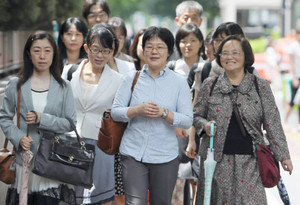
left=193, top=35, right=293, bottom=204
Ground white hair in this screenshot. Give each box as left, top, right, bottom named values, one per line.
left=176, top=1, right=203, bottom=17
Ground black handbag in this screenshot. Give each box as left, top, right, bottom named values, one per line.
left=32, top=118, right=95, bottom=188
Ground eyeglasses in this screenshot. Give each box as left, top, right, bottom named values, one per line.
left=89, top=47, right=111, bottom=56
left=144, top=45, right=168, bottom=53
left=87, top=12, right=108, bottom=20
left=219, top=51, right=242, bottom=58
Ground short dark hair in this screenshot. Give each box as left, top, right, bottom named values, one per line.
left=142, top=26, right=174, bottom=57
left=108, top=17, right=127, bottom=37
left=58, top=17, right=88, bottom=70
left=86, top=23, right=119, bottom=56
left=129, top=28, right=147, bottom=70
left=216, top=35, right=254, bottom=69
left=175, top=23, right=205, bottom=59
left=82, top=0, right=110, bottom=20
left=18, top=31, right=65, bottom=89
left=213, top=22, right=245, bottom=39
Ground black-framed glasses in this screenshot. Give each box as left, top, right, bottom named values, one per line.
left=144, top=45, right=168, bottom=53
left=89, top=47, right=111, bottom=56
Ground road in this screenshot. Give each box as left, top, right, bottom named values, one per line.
left=0, top=75, right=299, bottom=204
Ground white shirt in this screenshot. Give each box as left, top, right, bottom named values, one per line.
left=288, top=41, right=300, bottom=78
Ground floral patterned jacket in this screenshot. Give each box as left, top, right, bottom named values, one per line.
left=193, top=71, right=291, bottom=162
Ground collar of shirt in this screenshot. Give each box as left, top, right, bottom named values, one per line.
left=142, top=64, right=168, bottom=78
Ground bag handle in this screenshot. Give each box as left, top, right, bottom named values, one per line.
left=3, top=89, right=21, bottom=149
left=65, top=117, right=82, bottom=145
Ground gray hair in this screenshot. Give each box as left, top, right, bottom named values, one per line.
left=175, top=1, right=203, bottom=17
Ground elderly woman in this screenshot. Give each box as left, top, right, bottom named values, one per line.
left=111, top=26, right=193, bottom=205
left=193, top=35, right=293, bottom=204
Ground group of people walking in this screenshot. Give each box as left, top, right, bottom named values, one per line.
left=0, top=0, right=294, bottom=205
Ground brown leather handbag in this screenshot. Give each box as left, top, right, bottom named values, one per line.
left=0, top=89, right=21, bottom=184
left=97, top=71, right=140, bottom=155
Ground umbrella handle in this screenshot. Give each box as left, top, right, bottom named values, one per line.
left=210, top=123, right=214, bottom=149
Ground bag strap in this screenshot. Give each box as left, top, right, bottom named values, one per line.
left=128, top=71, right=140, bottom=106
left=4, top=89, right=21, bottom=149
left=67, top=64, right=79, bottom=81
left=201, top=62, right=212, bottom=83
left=209, top=77, right=218, bottom=96
left=228, top=75, right=261, bottom=137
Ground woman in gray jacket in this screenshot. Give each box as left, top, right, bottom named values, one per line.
left=0, top=31, right=76, bottom=204
left=193, top=35, right=293, bottom=204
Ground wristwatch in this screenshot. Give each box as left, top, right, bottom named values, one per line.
left=161, top=108, right=168, bottom=119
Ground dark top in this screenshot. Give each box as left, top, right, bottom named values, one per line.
left=223, top=85, right=253, bottom=155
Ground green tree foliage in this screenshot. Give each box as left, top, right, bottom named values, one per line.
left=0, top=0, right=219, bottom=31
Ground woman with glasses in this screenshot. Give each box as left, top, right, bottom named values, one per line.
left=193, top=35, right=293, bottom=204
left=82, top=0, right=110, bottom=27
left=62, top=23, right=123, bottom=205
left=58, top=17, right=88, bottom=74
left=111, top=26, right=193, bottom=205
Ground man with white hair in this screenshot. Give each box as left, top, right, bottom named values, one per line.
left=175, top=0, right=203, bottom=27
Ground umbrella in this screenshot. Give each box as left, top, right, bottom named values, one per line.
left=203, top=123, right=217, bottom=205
left=277, top=176, right=291, bottom=205
left=19, top=126, right=33, bottom=205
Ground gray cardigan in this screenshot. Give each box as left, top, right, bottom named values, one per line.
left=0, top=76, right=76, bottom=165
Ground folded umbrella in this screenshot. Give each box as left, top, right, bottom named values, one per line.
left=203, top=123, right=216, bottom=205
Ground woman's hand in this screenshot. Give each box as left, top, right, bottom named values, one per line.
left=26, top=111, right=40, bottom=124
left=176, top=128, right=187, bottom=138
left=281, top=159, right=293, bottom=175
left=204, top=121, right=216, bottom=137
left=138, top=102, right=161, bottom=118
left=186, top=140, right=197, bottom=159
left=20, top=135, right=33, bottom=151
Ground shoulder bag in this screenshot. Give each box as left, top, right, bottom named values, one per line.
left=97, top=71, right=140, bottom=155
left=232, top=76, right=279, bottom=188
left=253, top=76, right=280, bottom=188
left=32, top=118, right=95, bottom=188
left=0, top=89, right=20, bottom=184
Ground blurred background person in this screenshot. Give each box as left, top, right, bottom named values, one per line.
left=170, top=1, right=204, bottom=62
left=108, top=17, right=134, bottom=62
left=171, top=23, right=206, bottom=205
left=285, top=29, right=300, bottom=126
left=129, top=28, right=147, bottom=70
left=106, top=17, right=136, bottom=75
left=58, top=17, right=88, bottom=75
left=204, top=30, right=215, bottom=62
left=175, top=1, right=203, bottom=28
left=82, top=0, right=110, bottom=27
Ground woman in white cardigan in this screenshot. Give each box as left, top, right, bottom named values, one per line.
left=63, top=23, right=123, bottom=204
